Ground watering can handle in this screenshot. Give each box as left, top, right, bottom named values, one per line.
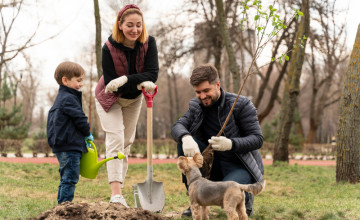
left=142, top=86, right=158, bottom=107
left=88, top=141, right=98, bottom=158
left=87, top=141, right=96, bottom=150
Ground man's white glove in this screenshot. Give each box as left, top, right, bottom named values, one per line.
left=208, top=136, right=232, bottom=151
left=137, top=81, right=156, bottom=92
left=182, top=135, right=200, bottom=157
left=105, top=76, right=128, bottom=93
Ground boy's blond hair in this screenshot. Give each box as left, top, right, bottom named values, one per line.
left=54, top=61, right=85, bottom=85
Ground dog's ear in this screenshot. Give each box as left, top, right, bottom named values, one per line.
left=193, top=152, right=203, bottom=168
left=177, top=156, right=190, bottom=173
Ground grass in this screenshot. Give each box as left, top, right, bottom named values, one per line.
left=0, top=161, right=359, bottom=219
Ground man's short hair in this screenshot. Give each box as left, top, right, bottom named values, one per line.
left=54, top=61, right=85, bottom=85
left=190, top=64, right=219, bottom=86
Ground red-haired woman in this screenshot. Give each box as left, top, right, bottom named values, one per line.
left=95, top=4, right=158, bottom=207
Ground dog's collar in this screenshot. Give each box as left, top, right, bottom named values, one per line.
left=188, top=175, right=203, bottom=186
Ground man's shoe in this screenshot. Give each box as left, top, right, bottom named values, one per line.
left=246, top=209, right=254, bottom=217
left=181, top=207, right=192, bottom=217
left=246, top=193, right=254, bottom=216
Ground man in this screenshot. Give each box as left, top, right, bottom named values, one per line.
left=171, top=64, right=264, bottom=217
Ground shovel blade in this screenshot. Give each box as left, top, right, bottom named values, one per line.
left=137, top=180, right=165, bottom=213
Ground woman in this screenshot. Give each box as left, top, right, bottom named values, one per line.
left=95, top=4, right=158, bottom=207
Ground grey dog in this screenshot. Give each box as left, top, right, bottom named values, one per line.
left=177, top=152, right=265, bottom=220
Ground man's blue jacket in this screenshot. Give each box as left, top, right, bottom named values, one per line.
left=171, top=88, right=264, bottom=182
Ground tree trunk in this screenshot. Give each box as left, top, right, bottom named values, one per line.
left=306, top=48, right=318, bottom=143
left=336, top=24, right=360, bottom=184
left=273, top=0, right=310, bottom=163
left=215, top=0, right=240, bottom=91
left=257, top=19, right=296, bottom=124
left=254, top=23, right=290, bottom=108
left=258, top=58, right=289, bottom=124
left=306, top=122, right=317, bottom=143
left=93, top=0, right=102, bottom=78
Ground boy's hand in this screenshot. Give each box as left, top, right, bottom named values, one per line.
left=208, top=136, right=232, bottom=151
left=137, top=81, right=156, bottom=92
left=105, top=76, right=128, bottom=93
left=84, top=133, right=94, bottom=148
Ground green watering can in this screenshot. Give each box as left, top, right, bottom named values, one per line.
left=80, top=141, right=125, bottom=179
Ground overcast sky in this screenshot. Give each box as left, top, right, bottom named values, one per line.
left=9, top=0, right=360, bottom=114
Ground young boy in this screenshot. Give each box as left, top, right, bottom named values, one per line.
left=47, top=61, right=93, bottom=204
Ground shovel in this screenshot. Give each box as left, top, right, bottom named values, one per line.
left=136, top=86, right=165, bottom=213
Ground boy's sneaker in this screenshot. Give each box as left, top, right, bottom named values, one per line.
left=110, top=195, right=129, bottom=208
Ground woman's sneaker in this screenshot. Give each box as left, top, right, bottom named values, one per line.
left=110, top=195, right=129, bottom=208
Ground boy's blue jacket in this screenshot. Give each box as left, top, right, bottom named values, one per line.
left=47, top=85, right=90, bottom=153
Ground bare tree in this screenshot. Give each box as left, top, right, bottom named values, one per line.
left=256, top=17, right=297, bottom=123
left=153, top=21, right=196, bottom=134
left=0, top=0, right=38, bottom=83
left=273, top=0, right=310, bottom=163
left=336, top=24, right=360, bottom=184
left=15, top=54, right=39, bottom=126
left=304, top=0, right=347, bottom=143
left=215, top=0, right=241, bottom=91
left=93, top=0, right=102, bottom=78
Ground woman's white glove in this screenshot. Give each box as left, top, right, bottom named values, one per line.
left=105, top=76, right=128, bottom=93
left=182, top=135, right=200, bottom=157
left=137, top=81, right=156, bottom=92
left=208, top=136, right=232, bottom=151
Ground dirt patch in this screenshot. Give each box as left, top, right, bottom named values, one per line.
left=30, top=201, right=166, bottom=220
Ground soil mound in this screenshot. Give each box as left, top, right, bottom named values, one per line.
left=30, top=201, right=165, bottom=220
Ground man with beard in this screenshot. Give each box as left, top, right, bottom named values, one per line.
left=171, top=64, right=264, bottom=217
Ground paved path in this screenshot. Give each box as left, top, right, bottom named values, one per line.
left=0, top=157, right=336, bottom=166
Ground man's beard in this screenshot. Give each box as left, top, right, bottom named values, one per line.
left=200, top=91, right=220, bottom=107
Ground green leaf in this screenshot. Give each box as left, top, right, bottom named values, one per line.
left=255, top=15, right=260, bottom=20
left=271, top=57, right=276, bottom=61
left=285, top=56, right=289, bottom=61
left=297, top=11, right=304, bottom=16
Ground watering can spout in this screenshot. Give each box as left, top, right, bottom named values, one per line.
left=96, top=152, right=126, bottom=168
left=80, top=141, right=125, bottom=179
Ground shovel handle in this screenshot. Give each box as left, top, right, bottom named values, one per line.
left=142, top=86, right=157, bottom=177
left=142, top=86, right=158, bottom=107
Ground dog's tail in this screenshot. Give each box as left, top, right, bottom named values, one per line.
left=238, top=179, right=266, bottom=196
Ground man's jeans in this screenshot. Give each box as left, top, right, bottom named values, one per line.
left=55, top=151, right=82, bottom=204
left=177, top=138, right=255, bottom=211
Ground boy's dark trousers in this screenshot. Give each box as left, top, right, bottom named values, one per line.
left=55, top=151, right=82, bottom=204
